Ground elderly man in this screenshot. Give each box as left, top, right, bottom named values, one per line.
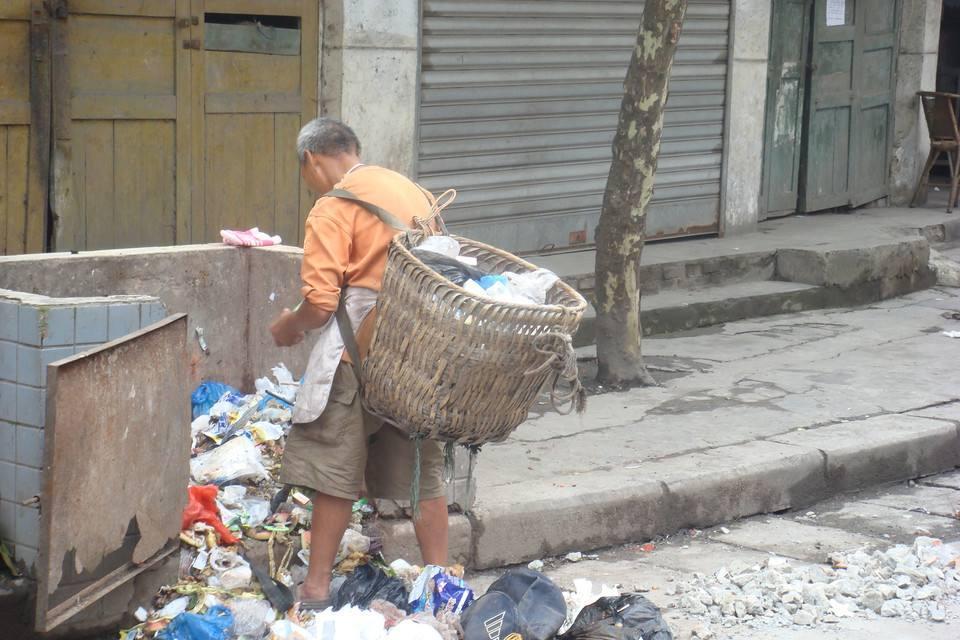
left=270, top=118, right=448, bottom=608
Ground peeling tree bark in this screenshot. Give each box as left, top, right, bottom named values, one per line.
left=595, top=0, right=687, bottom=386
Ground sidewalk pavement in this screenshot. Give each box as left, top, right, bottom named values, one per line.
left=384, top=284, right=960, bottom=569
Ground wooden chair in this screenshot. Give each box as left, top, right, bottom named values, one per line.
left=911, top=91, right=960, bottom=212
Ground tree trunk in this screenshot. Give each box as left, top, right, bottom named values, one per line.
left=595, top=0, right=687, bottom=386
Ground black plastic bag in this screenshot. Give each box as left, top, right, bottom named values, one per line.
left=333, top=564, right=409, bottom=612
left=411, top=248, right=489, bottom=286
left=560, top=594, right=673, bottom=640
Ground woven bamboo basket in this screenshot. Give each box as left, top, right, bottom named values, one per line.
left=360, top=230, right=588, bottom=446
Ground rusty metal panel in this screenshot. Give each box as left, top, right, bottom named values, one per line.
left=35, top=314, right=189, bottom=632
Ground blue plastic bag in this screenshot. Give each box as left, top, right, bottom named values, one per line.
left=158, top=605, right=234, bottom=640
left=191, top=381, right=238, bottom=419
left=478, top=274, right=509, bottom=290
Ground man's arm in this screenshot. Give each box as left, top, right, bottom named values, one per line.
left=271, top=207, right=351, bottom=347
left=270, top=301, right=332, bottom=347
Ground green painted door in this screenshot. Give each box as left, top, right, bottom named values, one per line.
left=762, top=0, right=811, bottom=217
left=801, top=0, right=899, bottom=211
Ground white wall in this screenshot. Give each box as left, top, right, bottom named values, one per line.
left=890, top=0, right=942, bottom=205
left=720, top=0, right=771, bottom=236
left=319, top=0, right=420, bottom=176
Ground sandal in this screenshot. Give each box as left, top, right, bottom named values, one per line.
left=298, top=598, right=333, bottom=611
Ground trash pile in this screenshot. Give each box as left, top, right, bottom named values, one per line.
left=413, top=236, right=559, bottom=305
left=675, top=537, right=960, bottom=630
left=121, top=364, right=669, bottom=640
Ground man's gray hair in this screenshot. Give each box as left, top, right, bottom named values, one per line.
left=296, top=118, right=361, bottom=163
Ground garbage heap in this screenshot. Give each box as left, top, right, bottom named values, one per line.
left=119, top=365, right=674, bottom=640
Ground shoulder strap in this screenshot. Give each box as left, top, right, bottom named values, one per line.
left=325, top=187, right=407, bottom=381
left=335, top=303, right=364, bottom=385
left=325, top=188, right=410, bottom=231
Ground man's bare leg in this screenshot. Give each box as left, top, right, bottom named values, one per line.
left=299, top=492, right=353, bottom=601
left=413, top=496, right=449, bottom=566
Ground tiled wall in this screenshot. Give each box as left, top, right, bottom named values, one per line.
left=0, top=292, right=166, bottom=573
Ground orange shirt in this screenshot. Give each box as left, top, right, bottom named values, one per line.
left=300, top=165, right=435, bottom=356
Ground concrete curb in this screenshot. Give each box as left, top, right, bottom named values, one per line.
left=380, top=414, right=960, bottom=570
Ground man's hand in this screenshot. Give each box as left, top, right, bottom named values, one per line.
left=270, top=308, right=305, bottom=347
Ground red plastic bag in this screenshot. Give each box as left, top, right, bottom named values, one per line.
left=182, top=485, right=240, bottom=545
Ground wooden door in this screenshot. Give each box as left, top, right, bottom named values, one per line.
left=761, top=0, right=811, bottom=218
left=801, top=0, right=898, bottom=211
left=52, top=0, right=191, bottom=251
left=191, top=0, right=318, bottom=245
left=848, top=0, right=898, bottom=207
left=0, top=1, right=47, bottom=255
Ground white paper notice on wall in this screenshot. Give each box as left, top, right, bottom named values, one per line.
left=826, top=0, right=846, bottom=26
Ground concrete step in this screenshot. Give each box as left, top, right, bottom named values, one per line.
left=574, top=280, right=829, bottom=347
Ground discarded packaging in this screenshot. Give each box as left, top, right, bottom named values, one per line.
left=560, top=594, right=674, bottom=640
left=190, top=435, right=269, bottom=485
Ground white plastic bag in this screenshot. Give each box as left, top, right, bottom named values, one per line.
left=505, top=269, right=559, bottom=305
left=269, top=620, right=315, bottom=640
left=387, top=620, right=443, bottom=640
left=308, top=606, right=387, bottom=640
left=419, top=236, right=461, bottom=258
left=238, top=497, right=272, bottom=528
left=190, top=436, right=269, bottom=484
left=228, top=598, right=276, bottom=637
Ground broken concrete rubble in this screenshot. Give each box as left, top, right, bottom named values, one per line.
left=676, top=537, right=960, bottom=629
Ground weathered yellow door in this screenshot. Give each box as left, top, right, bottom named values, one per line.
left=191, top=0, right=318, bottom=245
left=0, top=1, right=47, bottom=255
left=51, top=0, right=191, bottom=251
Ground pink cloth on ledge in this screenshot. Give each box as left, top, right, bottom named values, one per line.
left=220, top=227, right=282, bottom=247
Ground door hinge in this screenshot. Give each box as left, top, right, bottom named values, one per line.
left=178, top=16, right=200, bottom=28
left=182, top=38, right=201, bottom=50
left=43, top=0, right=68, bottom=19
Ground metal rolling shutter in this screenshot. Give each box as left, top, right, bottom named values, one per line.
left=417, top=0, right=730, bottom=253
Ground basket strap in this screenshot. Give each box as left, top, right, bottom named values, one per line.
left=324, top=188, right=411, bottom=231
left=335, top=302, right=364, bottom=388
left=325, top=188, right=407, bottom=383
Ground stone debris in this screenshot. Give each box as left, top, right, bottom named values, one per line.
left=676, top=537, right=960, bottom=629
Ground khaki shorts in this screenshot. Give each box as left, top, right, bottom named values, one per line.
left=280, top=362, right=446, bottom=502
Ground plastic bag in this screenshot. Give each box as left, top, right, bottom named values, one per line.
left=310, top=606, right=388, bottom=640
left=207, top=548, right=252, bottom=590
left=269, top=620, right=313, bottom=640
left=419, top=236, right=461, bottom=258
left=182, top=485, right=240, bottom=544
left=228, top=598, right=276, bottom=637
left=559, top=594, right=673, bottom=640
left=412, top=248, right=488, bottom=286
left=334, top=564, right=409, bottom=612
left=191, top=381, right=238, bottom=419
left=336, top=528, right=371, bottom=564
left=388, top=620, right=443, bottom=640
left=562, top=579, right=620, bottom=632
left=190, top=435, right=269, bottom=485
left=158, top=605, right=234, bottom=640
left=237, top=497, right=272, bottom=528
left=505, top=269, right=559, bottom=305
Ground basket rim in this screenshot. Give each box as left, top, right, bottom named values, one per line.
left=393, top=231, right=588, bottom=315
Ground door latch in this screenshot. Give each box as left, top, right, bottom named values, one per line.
left=178, top=16, right=200, bottom=28
left=182, top=38, right=201, bottom=50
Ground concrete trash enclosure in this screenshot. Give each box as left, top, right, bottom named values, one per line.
left=0, top=244, right=476, bottom=634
